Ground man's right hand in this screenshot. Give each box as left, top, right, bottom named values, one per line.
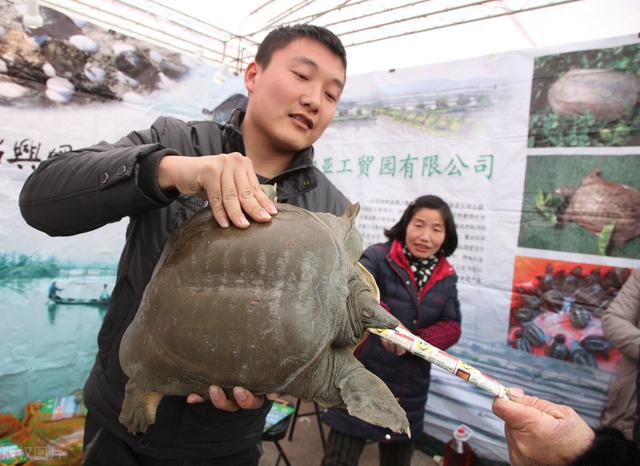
left=158, top=153, right=277, bottom=228
left=492, top=388, right=595, bottom=466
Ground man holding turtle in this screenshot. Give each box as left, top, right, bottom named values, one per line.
left=20, top=24, right=349, bottom=466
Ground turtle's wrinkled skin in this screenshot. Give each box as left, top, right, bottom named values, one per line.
left=118, top=202, right=410, bottom=437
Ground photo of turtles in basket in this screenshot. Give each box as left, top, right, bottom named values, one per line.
left=518, top=155, right=640, bottom=259
left=527, top=42, right=640, bottom=148
left=508, top=256, right=631, bottom=373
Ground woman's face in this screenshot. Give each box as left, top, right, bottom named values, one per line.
left=404, top=207, right=446, bottom=259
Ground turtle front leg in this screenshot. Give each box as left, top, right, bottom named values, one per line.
left=119, top=379, right=164, bottom=433
left=334, top=350, right=410, bottom=437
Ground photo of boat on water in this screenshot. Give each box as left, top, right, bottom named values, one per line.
left=0, top=251, right=116, bottom=412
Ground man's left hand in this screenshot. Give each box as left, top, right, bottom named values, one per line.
left=186, top=386, right=280, bottom=412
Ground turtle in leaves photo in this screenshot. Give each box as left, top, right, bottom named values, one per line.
left=535, top=169, right=640, bottom=255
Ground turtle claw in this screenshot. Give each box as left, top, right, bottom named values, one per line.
left=119, top=402, right=151, bottom=433
left=338, top=365, right=410, bottom=436
left=119, top=381, right=163, bottom=433
left=393, top=417, right=411, bottom=439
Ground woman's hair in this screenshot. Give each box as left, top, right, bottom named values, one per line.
left=384, top=195, right=458, bottom=257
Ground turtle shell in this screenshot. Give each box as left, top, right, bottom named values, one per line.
left=580, top=335, right=611, bottom=355
left=522, top=322, right=546, bottom=347
left=570, top=343, right=598, bottom=368
left=541, top=288, right=565, bottom=312
left=601, top=267, right=631, bottom=290
left=568, top=305, right=591, bottom=329
left=120, top=204, right=358, bottom=394
left=559, top=169, right=640, bottom=247
left=574, top=283, right=609, bottom=315
left=514, top=307, right=538, bottom=323
left=547, top=69, right=640, bottom=122
left=516, top=336, right=532, bottom=353
left=547, top=334, right=569, bottom=360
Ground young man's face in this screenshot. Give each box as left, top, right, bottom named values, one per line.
left=244, top=37, right=345, bottom=153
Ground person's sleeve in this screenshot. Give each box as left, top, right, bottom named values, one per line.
left=415, top=320, right=461, bottom=350
left=570, top=427, right=640, bottom=466
left=19, top=117, right=181, bottom=236
left=415, top=276, right=461, bottom=350
left=329, top=188, right=350, bottom=216
left=601, top=269, right=640, bottom=361
left=332, top=191, right=351, bottom=215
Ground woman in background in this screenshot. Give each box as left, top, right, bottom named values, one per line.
left=601, top=268, right=640, bottom=441
left=322, top=195, right=462, bottom=466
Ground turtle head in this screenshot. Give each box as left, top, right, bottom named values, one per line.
left=355, top=262, right=399, bottom=330
left=260, top=184, right=278, bottom=203
left=533, top=190, right=567, bottom=225
left=338, top=262, right=399, bottom=345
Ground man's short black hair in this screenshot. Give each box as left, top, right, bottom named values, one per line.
left=255, top=24, right=347, bottom=71
left=384, top=195, right=458, bottom=257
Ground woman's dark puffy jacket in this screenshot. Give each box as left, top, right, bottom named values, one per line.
left=323, top=239, right=461, bottom=441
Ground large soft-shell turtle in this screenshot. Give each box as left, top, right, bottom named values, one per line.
left=548, top=69, right=640, bottom=122
left=118, top=202, right=410, bottom=436
left=556, top=169, right=640, bottom=247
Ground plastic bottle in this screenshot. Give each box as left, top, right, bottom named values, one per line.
left=443, top=424, right=474, bottom=466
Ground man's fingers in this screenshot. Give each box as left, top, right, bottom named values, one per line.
left=209, top=386, right=239, bottom=412
left=380, top=338, right=406, bottom=356
left=249, top=175, right=278, bottom=216
left=492, top=396, right=549, bottom=430
left=203, top=386, right=269, bottom=411
left=209, top=193, right=230, bottom=228
left=507, top=387, right=525, bottom=400
left=219, top=164, right=248, bottom=228
left=517, top=394, right=567, bottom=420
left=266, top=393, right=281, bottom=401
left=190, top=153, right=276, bottom=228
left=200, top=163, right=229, bottom=228
left=381, top=338, right=395, bottom=353
left=233, top=387, right=265, bottom=409
left=255, top=189, right=278, bottom=216
left=186, top=393, right=205, bottom=404
left=235, top=170, right=271, bottom=224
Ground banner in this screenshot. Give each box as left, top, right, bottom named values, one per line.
left=0, top=2, right=244, bottom=418
left=1, top=3, right=639, bottom=461
left=316, top=36, right=640, bottom=459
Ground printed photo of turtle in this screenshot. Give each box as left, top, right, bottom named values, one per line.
left=508, top=256, right=631, bottom=373
left=527, top=42, right=640, bottom=147
left=0, top=3, right=190, bottom=106
left=518, top=154, right=640, bottom=258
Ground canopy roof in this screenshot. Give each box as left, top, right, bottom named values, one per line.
left=32, top=0, right=640, bottom=74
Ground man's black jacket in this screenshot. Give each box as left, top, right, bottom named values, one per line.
left=19, top=109, right=349, bottom=459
